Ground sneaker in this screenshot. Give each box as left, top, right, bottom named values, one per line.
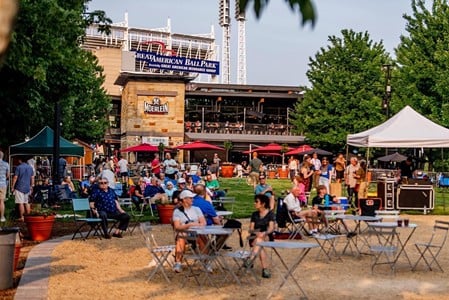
left=206, top=263, right=214, bottom=273
left=112, top=233, right=123, bottom=238
left=243, top=258, right=254, bottom=269
left=262, top=268, right=271, bottom=278
left=222, top=244, right=233, bottom=251
left=173, top=262, right=182, bottom=273
left=0, top=217, right=6, bottom=222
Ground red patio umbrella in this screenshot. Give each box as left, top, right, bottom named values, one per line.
left=120, top=143, right=159, bottom=152
left=285, top=144, right=314, bottom=156
left=251, top=143, right=292, bottom=153
left=174, top=140, right=224, bottom=151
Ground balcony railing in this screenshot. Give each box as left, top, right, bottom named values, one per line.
left=185, top=121, right=297, bottom=135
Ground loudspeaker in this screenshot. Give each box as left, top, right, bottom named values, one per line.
left=396, top=185, right=434, bottom=210
left=377, top=179, right=396, bottom=209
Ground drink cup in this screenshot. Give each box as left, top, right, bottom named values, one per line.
left=397, top=219, right=403, bottom=227
left=404, top=219, right=409, bottom=227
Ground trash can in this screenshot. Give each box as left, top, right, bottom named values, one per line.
left=0, top=227, right=20, bottom=290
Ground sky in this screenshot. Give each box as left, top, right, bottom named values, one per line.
left=88, top=0, right=414, bottom=87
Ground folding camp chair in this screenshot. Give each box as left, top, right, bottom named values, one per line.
left=140, top=222, right=176, bottom=283
left=71, top=198, right=102, bottom=240
left=287, top=209, right=306, bottom=239
left=413, top=220, right=449, bottom=272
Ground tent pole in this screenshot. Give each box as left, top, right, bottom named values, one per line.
left=367, top=148, right=370, bottom=168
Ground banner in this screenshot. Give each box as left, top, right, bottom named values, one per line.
left=136, top=51, right=220, bottom=75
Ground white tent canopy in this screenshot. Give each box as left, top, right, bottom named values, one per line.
left=347, top=105, right=449, bottom=148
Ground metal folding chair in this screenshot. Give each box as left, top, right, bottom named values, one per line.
left=71, top=198, right=102, bottom=240
left=413, top=220, right=449, bottom=272
left=312, top=233, right=344, bottom=262
left=375, top=210, right=400, bottom=222
left=140, top=222, right=176, bottom=283
left=223, top=235, right=260, bottom=285
left=368, top=224, right=398, bottom=274
left=128, top=201, right=147, bottom=235
left=287, top=210, right=306, bottom=239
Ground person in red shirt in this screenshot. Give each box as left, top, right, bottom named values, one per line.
left=151, top=153, right=161, bottom=178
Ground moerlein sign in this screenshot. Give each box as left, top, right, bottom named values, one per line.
left=144, top=97, right=168, bottom=114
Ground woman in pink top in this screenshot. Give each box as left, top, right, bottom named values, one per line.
left=293, top=175, right=307, bottom=206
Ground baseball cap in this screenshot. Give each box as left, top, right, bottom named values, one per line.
left=166, top=181, right=174, bottom=186
left=178, top=178, right=186, bottom=184
left=194, top=180, right=206, bottom=187
left=179, top=190, right=196, bottom=199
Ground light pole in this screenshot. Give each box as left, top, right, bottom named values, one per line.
left=382, top=64, right=392, bottom=118
left=286, top=107, right=292, bottom=135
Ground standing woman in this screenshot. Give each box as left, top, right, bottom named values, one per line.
left=335, top=153, right=346, bottom=183
left=288, top=156, right=299, bottom=181
left=300, top=155, right=314, bottom=192
left=247, top=194, right=275, bottom=279
left=211, top=153, right=221, bottom=178
left=355, top=160, right=368, bottom=200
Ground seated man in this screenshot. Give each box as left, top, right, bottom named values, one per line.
left=90, top=177, right=130, bottom=238
left=205, top=172, right=226, bottom=199
left=143, top=177, right=168, bottom=204
left=311, top=185, right=338, bottom=228
left=283, top=186, right=319, bottom=235
left=193, top=183, right=220, bottom=225
left=172, top=190, right=207, bottom=273
left=80, top=175, right=96, bottom=198
left=254, top=174, right=275, bottom=210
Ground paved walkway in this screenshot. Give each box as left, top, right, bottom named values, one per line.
left=14, top=235, right=71, bottom=300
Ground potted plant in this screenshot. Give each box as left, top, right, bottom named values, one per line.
left=24, top=208, right=56, bottom=241
left=156, top=197, right=176, bottom=225
left=221, top=140, right=234, bottom=178
left=278, top=144, right=290, bottom=179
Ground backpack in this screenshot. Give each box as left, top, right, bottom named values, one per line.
left=276, top=198, right=288, bottom=228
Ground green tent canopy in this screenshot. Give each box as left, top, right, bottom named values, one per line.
left=9, top=126, right=84, bottom=157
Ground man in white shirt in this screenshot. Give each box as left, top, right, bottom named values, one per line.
left=117, top=156, right=129, bottom=184
left=283, top=186, right=319, bottom=234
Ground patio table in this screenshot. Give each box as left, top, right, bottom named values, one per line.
left=257, top=241, right=318, bottom=299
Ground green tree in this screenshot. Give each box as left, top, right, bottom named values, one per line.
left=0, top=0, right=111, bottom=147
left=240, top=0, right=316, bottom=27
left=394, top=0, right=449, bottom=127
left=291, top=29, right=389, bottom=152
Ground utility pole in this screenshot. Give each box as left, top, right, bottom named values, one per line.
left=382, top=64, right=392, bottom=118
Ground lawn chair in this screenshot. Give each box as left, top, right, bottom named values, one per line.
left=71, top=198, right=102, bottom=240
left=275, top=197, right=305, bottom=240
left=140, top=222, right=176, bottom=283
left=413, top=220, right=449, bottom=272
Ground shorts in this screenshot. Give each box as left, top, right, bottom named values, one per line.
left=14, top=190, right=30, bottom=204
left=120, top=172, right=128, bottom=177
left=336, top=170, right=344, bottom=179
left=0, top=187, right=6, bottom=201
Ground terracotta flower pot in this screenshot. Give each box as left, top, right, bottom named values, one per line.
left=221, top=165, right=234, bottom=178
left=277, top=168, right=289, bottom=179
left=24, top=215, right=55, bottom=241
left=157, top=204, right=175, bottom=224
left=268, top=170, right=276, bottom=179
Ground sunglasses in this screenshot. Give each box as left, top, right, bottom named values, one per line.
left=99, top=181, right=108, bottom=184
left=259, top=177, right=266, bottom=180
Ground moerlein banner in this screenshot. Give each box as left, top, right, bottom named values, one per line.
left=136, top=51, right=220, bottom=75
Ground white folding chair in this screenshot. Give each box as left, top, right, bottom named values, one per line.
left=312, top=233, right=344, bottom=262
left=413, top=220, right=449, bottom=272
left=375, top=210, right=400, bottom=222
left=368, top=224, right=398, bottom=274
left=140, top=222, right=176, bottom=283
